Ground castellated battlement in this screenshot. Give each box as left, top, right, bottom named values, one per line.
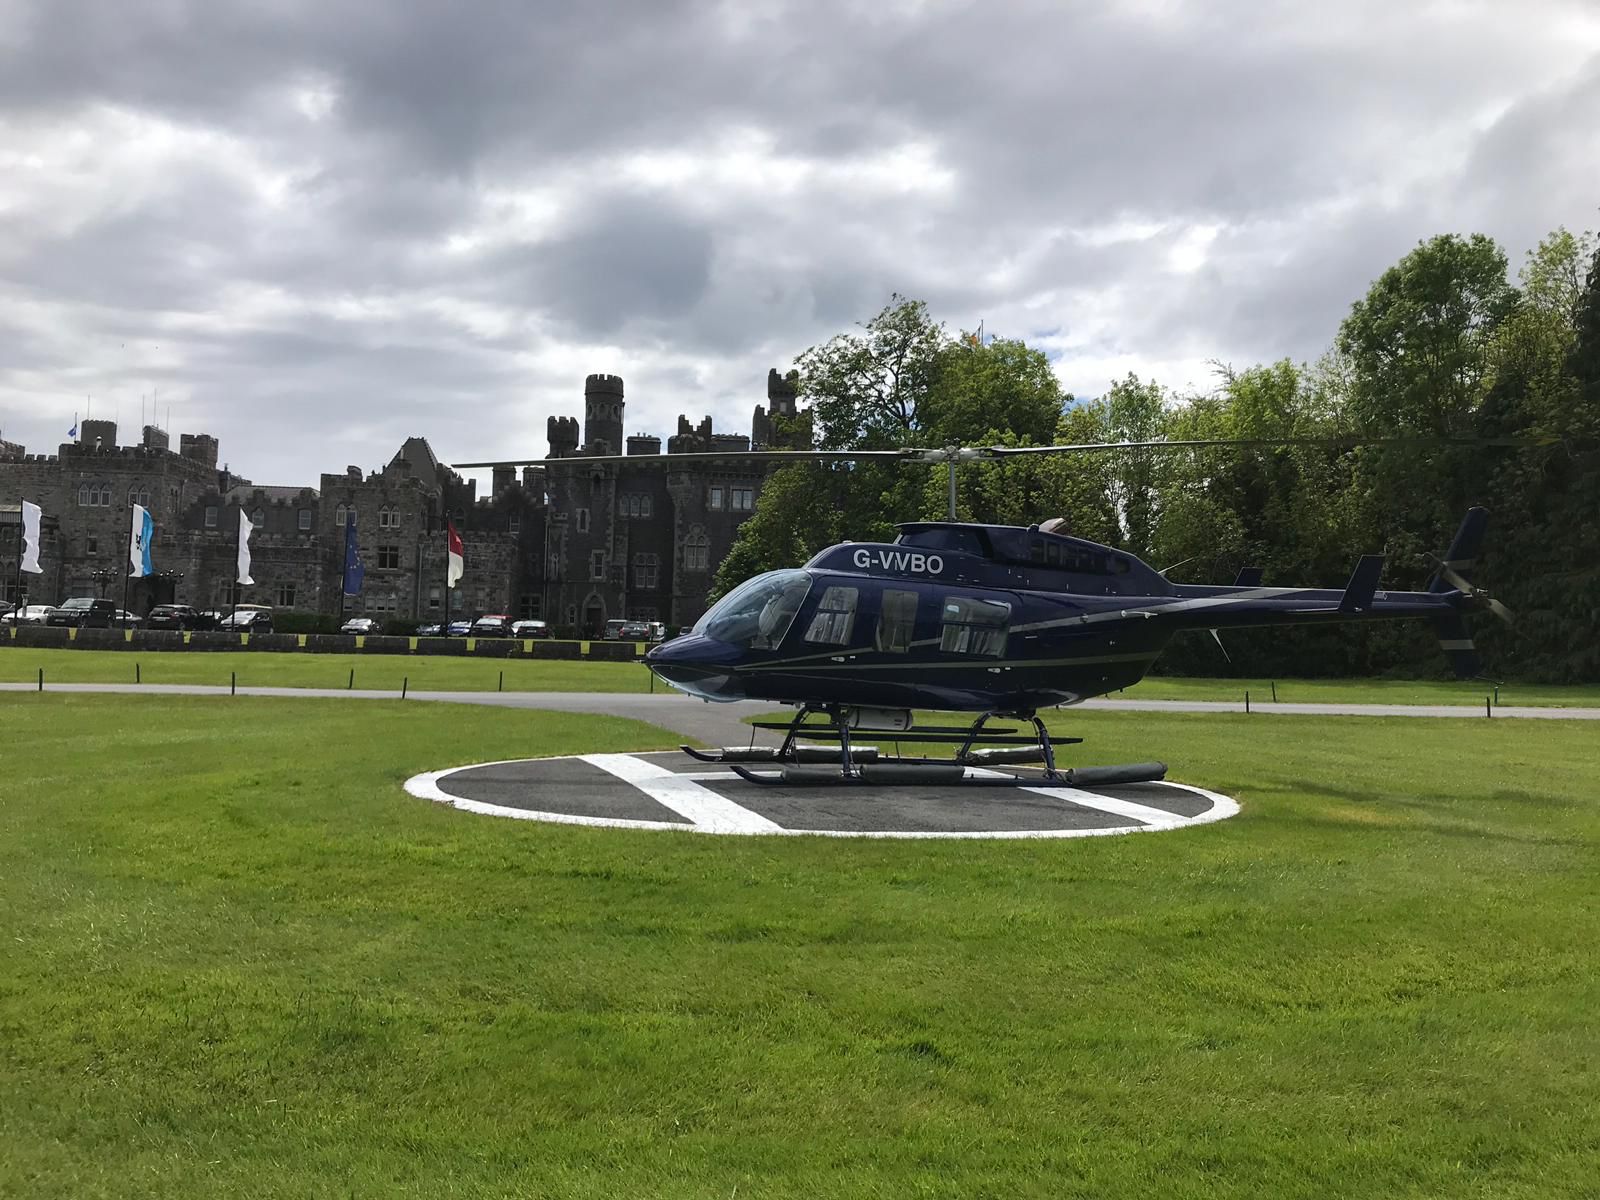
left=584, top=373, right=625, bottom=398
left=180, top=433, right=219, bottom=468
left=547, top=415, right=580, bottom=458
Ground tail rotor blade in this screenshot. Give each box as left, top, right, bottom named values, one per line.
left=1487, top=597, right=1515, bottom=625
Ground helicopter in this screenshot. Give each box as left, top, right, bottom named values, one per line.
left=455, top=438, right=1522, bottom=788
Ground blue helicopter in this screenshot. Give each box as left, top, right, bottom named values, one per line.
left=456, top=439, right=1517, bottom=787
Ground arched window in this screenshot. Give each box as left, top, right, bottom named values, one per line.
left=335, top=504, right=347, bottom=526
left=78, top=484, right=91, bottom=506
left=98, top=485, right=113, bottom=507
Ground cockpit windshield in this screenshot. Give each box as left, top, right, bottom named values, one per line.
left=693, top=569, right=811, bottom=650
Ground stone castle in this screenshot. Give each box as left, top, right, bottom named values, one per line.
left=0, top=369, right=807, bottom=633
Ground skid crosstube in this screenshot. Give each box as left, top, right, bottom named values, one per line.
left=681, top=702, right=1119, bottom=785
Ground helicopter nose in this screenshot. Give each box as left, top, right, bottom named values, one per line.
left=643, top=634, right=746, bottom=701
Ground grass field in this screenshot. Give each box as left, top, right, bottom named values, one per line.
left=3, top=694, right=1597, bottom=1197
left=2, top=644, right=1598, bottom=706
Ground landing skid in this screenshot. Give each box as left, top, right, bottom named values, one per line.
left=681, top=703, right=1166, bottom=788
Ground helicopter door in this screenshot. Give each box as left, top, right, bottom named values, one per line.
left=802, top=586, right=859, bottom=647
left=938, top=596, right=1011, bottom=657
left=873, top=589, right=918, bottom=653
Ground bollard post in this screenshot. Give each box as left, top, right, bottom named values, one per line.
left=402, top=676, right=408, bottom=700
left=650, top=667, right=655, bottom=694
left=136, top=662, right=141, bottom=685
left=231, top=671, right=236, bottom=696
left=1245, top=690, right=1251, bottom=714
left=38, top=667, right=43, bottom=692
left=348, top=668, right=354, bottom=690
left=498, top=670, right=503, bottom=693
left=1486, top=695, right=1492, bottom=718
left=1270, top=680, right=1277, bottom=703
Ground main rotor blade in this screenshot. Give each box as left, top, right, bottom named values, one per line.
left=453, top=433, right=1560, bottom=471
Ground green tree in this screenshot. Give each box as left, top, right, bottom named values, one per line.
left=797, top=295, right=947, bottom=449
left=921, top=336, right=1063, bottom=447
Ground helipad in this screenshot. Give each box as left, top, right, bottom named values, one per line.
left=404, top=751, right=1240, bottom=839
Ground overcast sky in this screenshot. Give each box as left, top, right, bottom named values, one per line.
left=1, top=0, right=1596, bottom=487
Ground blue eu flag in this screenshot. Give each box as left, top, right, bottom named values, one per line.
left=342, top=515, right=364, bottom=596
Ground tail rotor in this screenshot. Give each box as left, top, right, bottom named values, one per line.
left=1427, top=507, right=1512, bottom=678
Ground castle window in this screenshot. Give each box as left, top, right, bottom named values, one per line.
left=684, top=531, right=710, bottom=572
left=627, top=495, right=640, bottom=518
left=428, top=587, right=441, bottom=610
left=205, top=505, right=219, bottom=528
left=276, top=583, right=297, bottom=608
left=731, top=487, right=754, bottom=512
left=86, top=537, right=98, bottom=554
left=251, top=510, right=265, bottom=528
left=519, top=594, right=541, bottom=619
left=589, top=550, right=607, bottom=580
left=508, top=514, right=520, bottom=533
left=377, top=545, right=401, bottom=570
left=709, top=486, right=724, bottom=510
left=335, top=504, right=348, bottom=526
left=378, top=506, right=401, bottom=529
left=576, top=508, right=590, bottom=533
left=640, top=495, right=652, bottom=518
left=79, top=484, right=91, bottom=506
left=298, top=509, right=312, bottom=531
left=633, top=553, right=659, bottom=590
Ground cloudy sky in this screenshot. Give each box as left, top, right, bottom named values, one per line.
left=1, top=0, right=1596, bottom=487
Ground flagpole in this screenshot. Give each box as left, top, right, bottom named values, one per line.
left=14, top=495, right=24, bottom=616
left=441, top=517, right=450, bottom=636
left=231, top=505, right=240, bottom=626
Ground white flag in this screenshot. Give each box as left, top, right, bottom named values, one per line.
left=129, top=504, right=154, bottom=578
left=237, top=508, right=254, bottom=585
left=20, top=500, right=43, bottom=574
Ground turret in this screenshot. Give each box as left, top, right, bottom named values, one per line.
left=547, top=415, right=580, bottom=459
left=180, top=433, right=219, bottom=468
left=583, top=374, right=624, bottom=456
left=81, top=419, right=118, bottom=451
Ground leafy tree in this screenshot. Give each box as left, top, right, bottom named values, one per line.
left=921, top=336, right=1062, bottom=447
left=1338, top=233, right=1517, bottom=435
left=797, top=295, right=946, bottom=449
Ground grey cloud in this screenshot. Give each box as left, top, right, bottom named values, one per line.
left=1, top=0, right=1596, bottom=483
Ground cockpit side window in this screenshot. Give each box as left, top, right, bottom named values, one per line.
left=939, top=596, right=1010, bottom=657
left=874, top=589, right=918, bottom=653
left=804, top=586, right=859, bottom=646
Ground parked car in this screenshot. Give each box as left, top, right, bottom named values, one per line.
left=415, top=623, right=441, bottom=636
left=470, top=613, right=514, bottom=638
left=145, top=604, right=205, bottom=631
left=647, top=621, right=669, bottom=642
left=46, top=597, right=117, bottom=628
left=619, top=620, right=651, bottom=641
left=2, top=604, right=56, bottom=625
left=340, top=617, right=379, bottom=635
left=602, top=618, right=628, bottom=640
left=218, top=609, right=273, bottom=632
left=114, top=610, right=141, bottom=626
left=511, top=619, right=552, bottom=639
left=446, top=620, right=472, bottom=637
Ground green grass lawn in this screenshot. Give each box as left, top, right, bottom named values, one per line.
left=3, top=644, right=1598, bottom=706
left=0, top=646, right=658, bottom=693
left=3, top=694, right=1597, bottom=1197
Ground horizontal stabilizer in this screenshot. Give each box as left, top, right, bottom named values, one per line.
left=1432, top=613, right=1480, bottom=679
left=1232, top=566, right=1263, bottom=587
left=1339, top=554, right=1386, bottom=612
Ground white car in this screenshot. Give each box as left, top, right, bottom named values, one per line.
left=340, top=617, right=379, bottom=635
left=1, top=604, right=56, bottom=625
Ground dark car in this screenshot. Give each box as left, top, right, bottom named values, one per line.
left=46, top=597, right=117, bottom=628
left=146, top=604, right=205, bottom=631
left=470, top=614, right=514, bottom=638
left=340, top=617, right=379, bottom=635
left=446, top=619, right=471, bottom=636
left=619, top=620, right=651, bottom=641
left=218, top=609, right=274, bottom=633
left=511, top=619, right=552, bottom=639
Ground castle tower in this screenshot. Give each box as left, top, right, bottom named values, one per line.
left=547, top=415, right=579, bottom=459
left=583, top=374, right=624, bottom=456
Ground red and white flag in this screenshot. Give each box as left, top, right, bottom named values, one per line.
left=447, top=521, right=464, bottom=588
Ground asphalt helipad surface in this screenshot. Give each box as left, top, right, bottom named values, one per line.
left=404, top=750, right=1241, bottom=839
